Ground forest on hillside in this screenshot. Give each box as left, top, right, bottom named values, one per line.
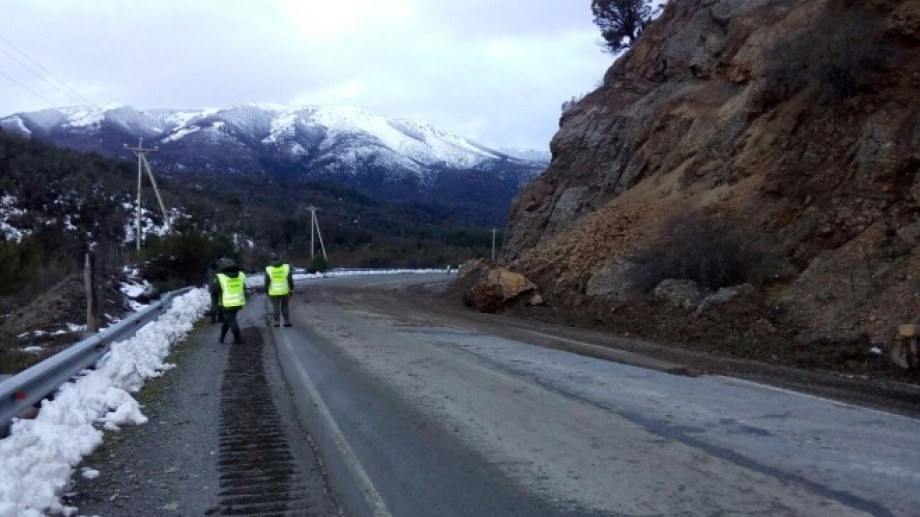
left=0, top=129, right=500, bottom=311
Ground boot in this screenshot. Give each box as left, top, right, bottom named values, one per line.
left=283, top=322, right=292, bottom=327
left=273, top=321, right=280, bottom=327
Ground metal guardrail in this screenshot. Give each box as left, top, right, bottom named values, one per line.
left=0, top=287, right=194, bottom=436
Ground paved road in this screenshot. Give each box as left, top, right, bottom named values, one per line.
left=67, top=273, right=920, bottom=516
left=272, top=273, right=920, bottom=517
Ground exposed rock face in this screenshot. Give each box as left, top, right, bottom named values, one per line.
left=501, top=0, right=920, bottom=368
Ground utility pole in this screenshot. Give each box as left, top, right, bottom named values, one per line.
left=125, top=138, right=169, bottom=251
left=491, top=228, right=498, bottom=262
left=307, top=206, right=328, bottom=262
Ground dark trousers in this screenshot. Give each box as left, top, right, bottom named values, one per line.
left=219, top=307, right=242, bottom=343
left=269, top=295, right=290, bottom=324
left=210, top=292, right=224, bottom=323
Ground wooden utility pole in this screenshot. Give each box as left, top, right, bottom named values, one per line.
left=307, top=206, right=328, bottom=262
left=125, top=138, right=168, bottom=250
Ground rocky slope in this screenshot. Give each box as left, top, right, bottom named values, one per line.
left=496, top=0, right=920, bottom=377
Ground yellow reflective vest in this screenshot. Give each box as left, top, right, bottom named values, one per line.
left=265, top=264, right=291, bottom=296
left=217, top=272, right=246, bottom=308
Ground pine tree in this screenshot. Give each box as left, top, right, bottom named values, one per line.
left=591, top=0, right=654, bottom=54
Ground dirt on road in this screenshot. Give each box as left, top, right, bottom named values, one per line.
left=348, top=278, right=920, bottom=420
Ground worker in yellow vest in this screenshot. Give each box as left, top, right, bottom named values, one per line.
left=264, top=254, right=294, bottom=327
left=213, top=258, right=246, bottom=344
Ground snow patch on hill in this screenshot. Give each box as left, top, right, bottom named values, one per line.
left=0, top=104, right=550, bottom=182
left=0, top=116, right=31, bottom=136
left=64, top=108, right=105, bottom=129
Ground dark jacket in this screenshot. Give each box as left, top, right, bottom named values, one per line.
left=207, top=261, right=219, bottom=292
left=263, top=259, right=294, bottom=295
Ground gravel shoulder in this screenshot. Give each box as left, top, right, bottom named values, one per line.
left=65, top=320, right=228, bottom=516
left=66, top=304, right=340, bottom=516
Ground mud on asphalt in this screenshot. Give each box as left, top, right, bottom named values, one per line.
left=397, top=280, right=920, bottom=420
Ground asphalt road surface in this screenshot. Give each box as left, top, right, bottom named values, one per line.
left=271, top=273, right=920, bottom=517
left=68, top=273, right=920, bottom=516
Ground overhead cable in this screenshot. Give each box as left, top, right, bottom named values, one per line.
left=0, top=33, right=100, bottom=110
left=0, top=68, right=58, bottom=108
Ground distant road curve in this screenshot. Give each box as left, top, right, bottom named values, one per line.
left=268, top=273, right=920, bottom=517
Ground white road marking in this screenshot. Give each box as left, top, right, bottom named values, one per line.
left=277, top=331, right=393, bottom=517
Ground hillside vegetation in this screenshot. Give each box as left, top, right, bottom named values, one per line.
left=0, top=129, right=499, bottom=372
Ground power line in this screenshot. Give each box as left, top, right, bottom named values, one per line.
left=0, top=68, right=58, bottom=108
left=0, top=46, right=94, bottom=108
left=0, top=34, right=99, bottom=108
left=0, top=33, right=100, bottom=110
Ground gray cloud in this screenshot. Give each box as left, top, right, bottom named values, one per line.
left=0, top=0, right=612, bottom=149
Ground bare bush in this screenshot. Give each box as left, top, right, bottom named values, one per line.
left=561, top=93, right=587, bottom=115
left=760, top=9, right=885, bottom=106
left=630, top=212, right=773, bottom=293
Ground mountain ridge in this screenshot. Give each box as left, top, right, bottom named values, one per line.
left=0, top=104, right=549, bottom=175
left=1, top=104, right=548, bottom=225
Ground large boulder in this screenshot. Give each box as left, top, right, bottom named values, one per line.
left=586, top=259, right=639, bottom=302
left=695, top=284, right=759, bottom=316
left=466, top=266, right=540, bottom=314
left=651, top=279, right=708, bottom=310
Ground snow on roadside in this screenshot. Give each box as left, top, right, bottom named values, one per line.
left=0, top=269, right=448, bottom=516
left=0, top=288, right=210, bottom=517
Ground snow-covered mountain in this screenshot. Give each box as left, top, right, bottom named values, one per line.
left=0, top=105, right=549, bottom=193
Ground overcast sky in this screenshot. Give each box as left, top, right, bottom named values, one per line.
left=0, top=0, right=616, bottom=150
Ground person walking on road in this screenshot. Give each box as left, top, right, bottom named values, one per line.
left=264, top=254, right=294, bottom=327
left=207, top=259, right=224, bottom=324
left=213, top=258, right=246, bottom=344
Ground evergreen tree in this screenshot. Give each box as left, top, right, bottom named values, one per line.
left=591, top=0, right=654, bottom=54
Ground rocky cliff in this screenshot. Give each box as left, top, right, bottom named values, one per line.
left=498, top=0, right=920, bottom=371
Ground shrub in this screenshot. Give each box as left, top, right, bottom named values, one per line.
left=561, top=94, right=585, bottom=115
left=631, top=212, right=772, bottom=293
left=308, top=255, right=330, bottom=273
left=0, top=239, right=37, bottom=296
left=139, top=234, right=237, bottom=291
left=760, top=9, right=885, bottom=105
left=813, top=13, right=886, bottom=100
